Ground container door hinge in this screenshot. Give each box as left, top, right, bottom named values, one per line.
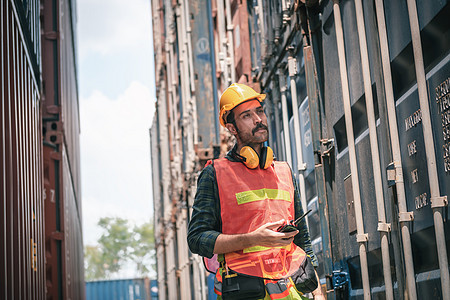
left=386, top=161, right=403, bottom=187
left=44, top=31, right=59, bottom=40
left=287, top=51, right=298, bottom=77
left=45, top=105, right=60, bottom=115
left=320, top=138, right=334, bottom=157
left=386, top=162, right=396, bottom=187
left=377, top=222, right=391, bottom=233
left=51, top=231, right=64, bottom=241
left=298, top=163, right=307, bottom=171
left=431, top=196, right=448, bottom=208
left=399, top=211, right=414, bottom=222
left=356, top=233, right=368, bottom=243
left=50, top=151, right=62, bottom=161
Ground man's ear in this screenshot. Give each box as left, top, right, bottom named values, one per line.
left=225, top=123, right=237, bottom=135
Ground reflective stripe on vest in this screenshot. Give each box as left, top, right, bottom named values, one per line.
left=214, top=158, right=306, bottom=279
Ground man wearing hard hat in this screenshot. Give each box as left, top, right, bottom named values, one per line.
left=188, top=83, right=325, bottom=299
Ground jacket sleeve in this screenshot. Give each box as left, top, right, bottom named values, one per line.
left=187, top=165, right=221, bottom=258
left=291, top=169, right=319, bottom=268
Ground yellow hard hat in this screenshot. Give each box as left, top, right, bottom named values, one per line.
left=219, top=83, right=266, bottom=127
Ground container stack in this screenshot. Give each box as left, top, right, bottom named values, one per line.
left=150, top=0, right=450, bottom=299
left=1, top=0, right=84, bottom=298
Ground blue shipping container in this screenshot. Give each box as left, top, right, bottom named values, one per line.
left=86, top=278, right=158, bottom=300
left=149, top=280, right=158, bottom=300
left=207, top=274, right=216, bottom=300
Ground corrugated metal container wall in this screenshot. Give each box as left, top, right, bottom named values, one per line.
left=85, top=278, right=154, bottom=300
left=258, top=0, right=450, bottom=298
left=385, top=1, right=450, bottom=297
left=155, top=245, right=166, bottom=300
left=1, top=0, right=83, bottom=298
left=41, top=0, right=84, bottom=298
left=176, top=212, right=190, bottom=300
left=189, top=0, right=219, bottom=155
left=42, top=144, right=62, bottom=296
left=1, top=0, right=46, bottom=299
left=150, top=115, right=166, bottom=300
left=164, top=227, right=178, bottom=300
left=151, top=0, right=213, bottom=299
left=62, top=148, right=84, bottom=298
left=309, top=0, right=450, bottom=298
left=319, top=1, right=389, bottom=297
left=150, top=0, right=264, bottom=299
left=41, top=0, right=81, bottom=189
left=59, top=0, right=82, bottom=196
left=151, top=0, right=450, bottom=298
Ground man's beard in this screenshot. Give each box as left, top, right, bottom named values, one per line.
left=236, top=123, right=269, bottom=144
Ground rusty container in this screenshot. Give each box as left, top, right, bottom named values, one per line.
left=1, top=0, right=46, bottom=299
left=2, top=0, right=83, bottom=298
left=41, top=0, right=85, bottom=298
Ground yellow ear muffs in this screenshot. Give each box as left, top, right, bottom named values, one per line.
left=239, top=146, right=260, bottom=169
left=239, top=146, right=274, bottom=169
left=259, top=146, right=274, bottom=169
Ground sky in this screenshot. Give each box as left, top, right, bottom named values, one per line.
left=77, top=0, right=156, bottom=257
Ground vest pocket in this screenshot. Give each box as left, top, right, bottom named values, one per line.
left=290, top=256, right=318, bottom=294
left=222, top=269, right=265, bottom=300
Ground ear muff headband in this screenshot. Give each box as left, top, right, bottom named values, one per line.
left=259, top=147, right=267, bottom=169
left=239, top=146, right=273, bottom=169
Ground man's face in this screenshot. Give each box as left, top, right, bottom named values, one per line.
left=229, top=99, right=269, bottom=145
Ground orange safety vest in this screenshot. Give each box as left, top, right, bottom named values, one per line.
left=213, top=158, right=307, bottom=280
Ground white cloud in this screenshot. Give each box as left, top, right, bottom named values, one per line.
left=80, top=81, right=156, bottom=246
left=77, top=0, right=152, bottom=58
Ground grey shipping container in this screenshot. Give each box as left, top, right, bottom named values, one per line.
left=151, top=0, right=450, bottom=299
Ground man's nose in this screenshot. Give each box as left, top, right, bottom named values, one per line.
left=253, top=112, right=262, bottom=123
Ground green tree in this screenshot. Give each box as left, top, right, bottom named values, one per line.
left=84, top=245, right=105, bottom=281
left=130, top=222, right=155, bottom=276
left=84, top=217, right=155, bottom=280
left=97, top=217, right=133, bottom=276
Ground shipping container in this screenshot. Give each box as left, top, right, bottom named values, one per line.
left=151, top=0, right=450, bottom=299
left=1, top=0, right=84, bottom=298
left=150, top=279, right=159, bottom=299
left=206, top=274, right=216, bottom=300
left=1, top=0, right=46, bottom=298
left=150, top=0, right=212, bottom=299
left=41, top=0, right=84, bottom=298
left=85, top=278, right=158, bottom=300
left=297, top=1, right=449, bottom=298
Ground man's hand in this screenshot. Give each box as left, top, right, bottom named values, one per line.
left=312, top=270, right=326, bottom=299
left=249, top=220, right=298, bottom=247
left=213, top=220, right=298, bottom=254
